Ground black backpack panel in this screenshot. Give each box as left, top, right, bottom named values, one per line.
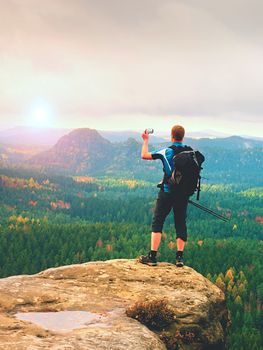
left=168, top=146, right=205, bottom=197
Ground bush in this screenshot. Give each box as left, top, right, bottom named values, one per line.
left=126, top=298, right=176, bottom=330
left=160, top=330, right=196, bottom=350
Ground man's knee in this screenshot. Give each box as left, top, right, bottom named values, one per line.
left=151, top=220, right=164, bottom=233
left=176, top=232, right=187, bottom=242
left=152, top=212, right=166, bottom=233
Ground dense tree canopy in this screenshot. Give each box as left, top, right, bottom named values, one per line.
left=0, top=167, right=262, bottom=349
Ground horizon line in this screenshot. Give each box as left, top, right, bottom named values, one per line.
left=0, top=124, right=262, bottom=141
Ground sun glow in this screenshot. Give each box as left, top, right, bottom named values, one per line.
left=33, top=108, right=49, bottom=123
left=27, top=101, right=54, bottom=127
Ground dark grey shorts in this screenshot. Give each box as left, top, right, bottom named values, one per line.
left=151, top=190, right=189, bottom=241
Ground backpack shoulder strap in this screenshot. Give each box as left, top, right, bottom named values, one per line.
left=169, top=145, right=193, bottom=154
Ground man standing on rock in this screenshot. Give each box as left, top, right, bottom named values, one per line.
left=138, top=125, right=191, bottom=267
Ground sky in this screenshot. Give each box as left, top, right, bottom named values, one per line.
left=0, top=0, right=263, bottom=136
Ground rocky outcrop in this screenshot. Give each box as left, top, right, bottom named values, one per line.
left=0, top=259, right=229, bottom=350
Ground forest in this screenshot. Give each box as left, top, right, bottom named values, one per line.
left=0, top=166, right=262, bottom=350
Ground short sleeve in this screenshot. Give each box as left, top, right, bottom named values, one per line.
left=151, top=148, right=166, bottom=160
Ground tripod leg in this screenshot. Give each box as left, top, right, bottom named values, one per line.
left=189, top=200, right=229, bottom=222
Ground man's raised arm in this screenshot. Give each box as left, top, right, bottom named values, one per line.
left=141, top=132, right=153, bottom=160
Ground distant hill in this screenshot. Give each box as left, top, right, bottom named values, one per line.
left=99, top=130, right=166, bottom=143
left=25, top=128, right=263, bottom=186
left=187, top=129, right=231, bottom=138
left=1, top=126, right=262, bottom=146
left=184, top=135, right=263, bottom=150
left=29, top=128, right=113, bottom=174
left=0, top=143, right=48, bottom=166
left=0, top=126, right=166, bottom=145
left=0, top=126, right=72, bottom=146
left=0, top=127, right=262, bottom=186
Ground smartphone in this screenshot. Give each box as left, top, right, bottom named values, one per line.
left=145, top=128, right=154, bottom=134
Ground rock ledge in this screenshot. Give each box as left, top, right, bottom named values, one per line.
left=0, top=259, right=228, bottom=350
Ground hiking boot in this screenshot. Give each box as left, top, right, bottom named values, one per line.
left=175, top=256, right=184, bottom=267
left=138, top=252, right=157, bottom=266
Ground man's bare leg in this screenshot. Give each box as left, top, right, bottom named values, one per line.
left=138, top=232, right=161, bottom=265
left=176, top=238, right=185, bottom=251
left=151, top=232, right=162, bottom=251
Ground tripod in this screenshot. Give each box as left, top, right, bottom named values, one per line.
left=188, top=200, right=230, bottom=222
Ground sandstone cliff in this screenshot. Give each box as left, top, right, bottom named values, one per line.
left=0, top=259, right=228, bottom=350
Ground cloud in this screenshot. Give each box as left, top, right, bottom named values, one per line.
left=0, top=0, right=262, bottom=128
left=180, top=0, right=263, bottom=43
